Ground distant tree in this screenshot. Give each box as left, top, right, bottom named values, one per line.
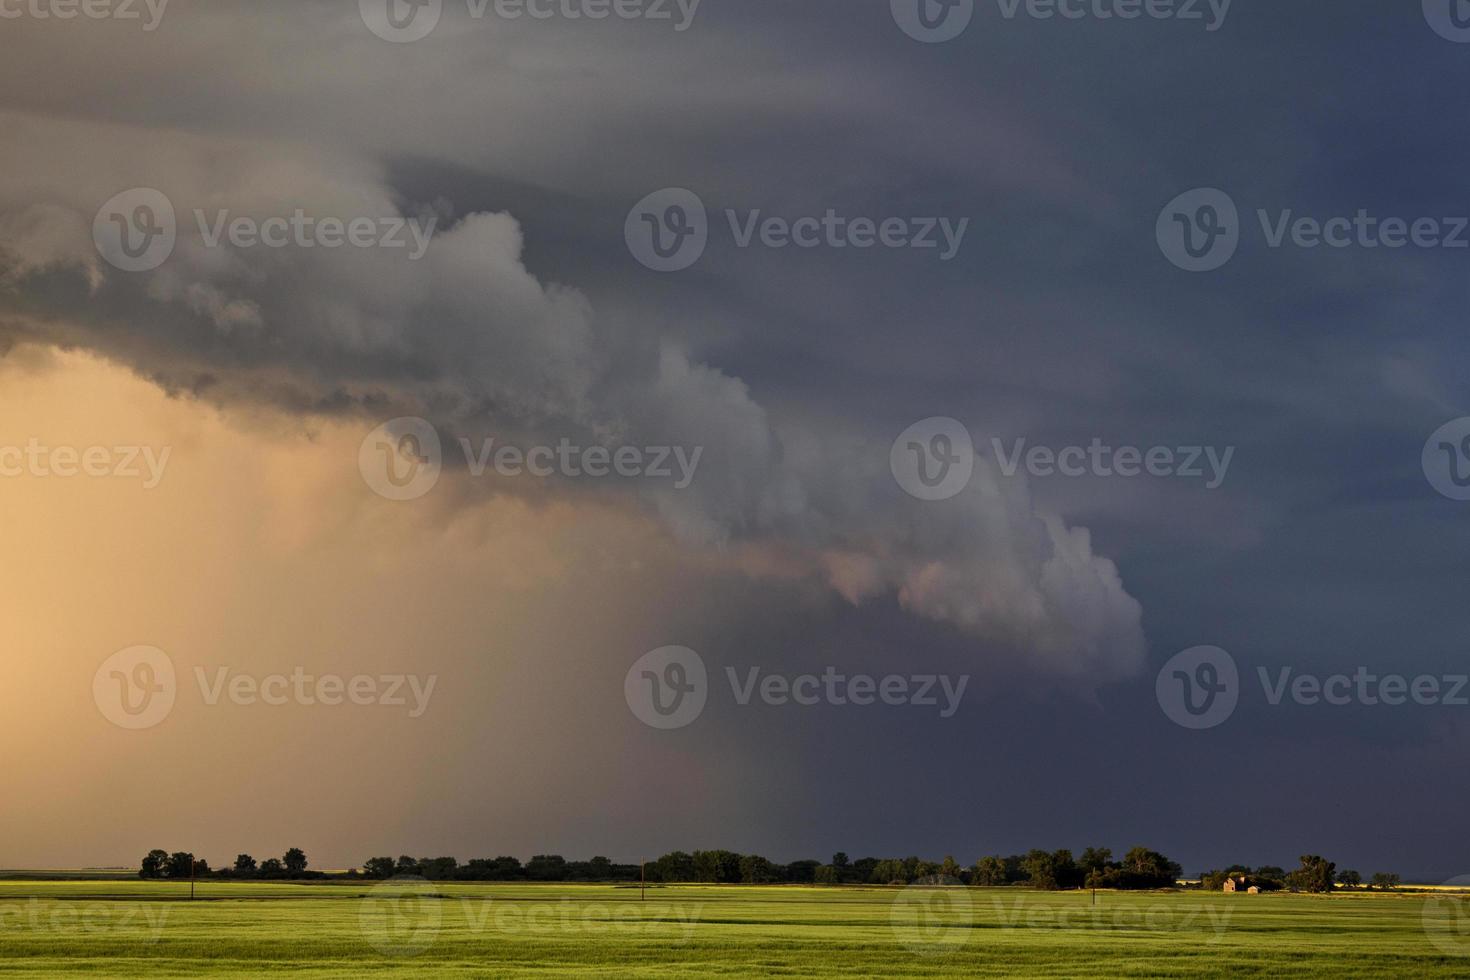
left=363, top=857, right=396, bottom=879
left=813, top=865, right=839, bottom=885
left=259, top=858, right=284, bottom=877
left=140, top=850, right=169, bottom=879
left=692, top=850, right=742, bottom=884
left=526, top=855, right=567, bottom=881
left=234, top=854, right=257, bottom=875
left=165, top=852, right=195, bottom=879
left=419, top=857, right=457, bottom=881
left=283, top=848, right=308, bottom=876
left=1052, top=850, right=1083, bottom=890
left=1200, top=870, right=1229, bottom=891
left=192, top=858, right=210, bottom=877
left=1254, top=866, right=1287, bottom=884
left=973, top=856, right=1007, bottom=887
left=939, top=856, right=961, bottom=881
left=1370, top=873, right=1401, bottom=891
left=785, top=860, right=820, bottom=884
left=395, top=856, right=421, bottom=877
left=1080, top=848, right=1113, bottom=875
left=1115, top=847, right=1182, bottom=889
left=1285, top=855, right=1336, bottom=894
left=1337, top=870, right=1362, bottom=890
left=1022, top=850, right=1060, bottom=890
left=739, top=855, right=777, bottom=884
left=586, top=856, right=613, bottom=880
left=649, top=852, right=694, bottom=883
left=871, top=859, right=905, bottom=885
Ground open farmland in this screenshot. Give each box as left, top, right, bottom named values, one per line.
left=2, top=881, right=1469, bottom=977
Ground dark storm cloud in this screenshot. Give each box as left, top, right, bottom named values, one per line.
left=1, top=0, right=1469, bottom=874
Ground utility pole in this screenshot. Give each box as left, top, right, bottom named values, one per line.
left=190, top=853, right=197, bottom=901
left=640, top=859, right=646, bottom=902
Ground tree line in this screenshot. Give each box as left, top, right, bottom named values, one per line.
left=364, top=846, right=1182, bottom=890
left=139, top=848, right=313, bottom=880
left=139, top=846, right=1401, bottom=892
left=1198, top=858, right=1402, bottom=893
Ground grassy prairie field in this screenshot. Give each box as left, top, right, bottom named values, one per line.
left=1, top=880, right=1469, bottom=977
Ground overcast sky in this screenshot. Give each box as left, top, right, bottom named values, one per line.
left=2, top=0, right=1469, bottom=880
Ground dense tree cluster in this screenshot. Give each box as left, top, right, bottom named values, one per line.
left=362, top=845, right=1187, bottom=890
left=142, top=845, right=1398, bottom=892
left=139, top=848, right=313, bottom=880
left=1198, top=856, right=1399, bottom=893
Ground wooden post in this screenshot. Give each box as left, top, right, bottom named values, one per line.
left=190, top=854, right=196, bottom=901
left=641, top=859, right=646, bottom=902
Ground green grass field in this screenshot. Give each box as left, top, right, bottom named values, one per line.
left=2, top=880, right=1469, bottom=976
